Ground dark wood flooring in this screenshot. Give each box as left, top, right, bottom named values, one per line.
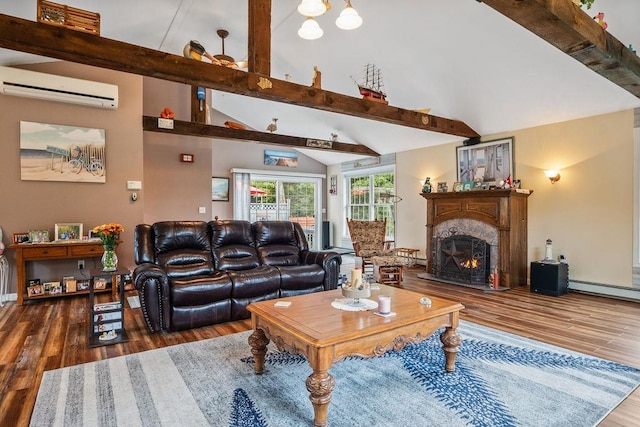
left=1, top=268, right=639, bottom=426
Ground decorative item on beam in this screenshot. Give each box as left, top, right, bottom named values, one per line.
left=353, top=157, right=380, bottom=168
left=306, top=139, right=333, bottom=149
left=266, top=118, right=278, bottom=132
left=297, top=0, right=362, bottom=40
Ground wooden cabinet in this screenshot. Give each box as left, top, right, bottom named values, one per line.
left=421, top=189, right=531, bottom=288
left=9, top=241, right=111, bottom=305
left=89, top=268, right=128, bottom=347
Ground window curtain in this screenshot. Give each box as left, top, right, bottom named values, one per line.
left=233, top=172, right=251, bottom=221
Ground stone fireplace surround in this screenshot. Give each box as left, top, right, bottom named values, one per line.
left=421, top=189, right=532, bottom=288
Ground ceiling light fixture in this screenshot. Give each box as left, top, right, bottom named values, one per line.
left=297, top=0, right=361, bottom=40
left=336, top=0, right=362, bottom=30
left=297, top=0, right=327, bottom=17
left=298, top=17, right=324, bottom=40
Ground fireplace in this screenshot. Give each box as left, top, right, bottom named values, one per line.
left=421, top=189, right=531, bottom=288
left=433, top=233, right=490, bottom=286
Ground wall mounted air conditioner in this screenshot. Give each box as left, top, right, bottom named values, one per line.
left=0, top=66, right=118, bottom=109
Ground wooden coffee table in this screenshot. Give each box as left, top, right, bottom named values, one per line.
left=247, top=285, right=464, bottom=427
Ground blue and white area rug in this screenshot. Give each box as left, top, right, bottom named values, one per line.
left=31, top=321, right=640, bottom=426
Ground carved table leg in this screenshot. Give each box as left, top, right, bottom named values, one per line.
left=248, top=329, right=270, bottom=375
left=306, top=370, right=336, bottom=427
left=440, top=326, right=462, bottom=373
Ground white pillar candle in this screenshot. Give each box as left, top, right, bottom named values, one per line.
left=351, top=268, right=362, bottom=288
left=378, top=295, right=391, bottom=314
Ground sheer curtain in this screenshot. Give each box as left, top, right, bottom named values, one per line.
left=233, top=172, right=251, bottom=220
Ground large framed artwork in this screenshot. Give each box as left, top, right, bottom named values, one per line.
left=212, top=177, right=230, bottom=202
left=456, top=137, right=514, bottom=185
left=20, top=121, right=106, bottom=183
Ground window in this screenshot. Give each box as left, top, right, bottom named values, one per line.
left=346, top=169, right=396, bottom=239
left=231, top=170, right=322, bottom=249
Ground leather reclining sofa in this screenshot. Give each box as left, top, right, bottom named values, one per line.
left=133, top=220, right=342, bottom=332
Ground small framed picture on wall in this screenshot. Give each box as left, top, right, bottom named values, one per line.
left=212, top=177, right=230, bottom=202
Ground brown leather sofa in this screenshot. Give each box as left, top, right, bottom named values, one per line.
left=133, top=219, right=342, bottom=332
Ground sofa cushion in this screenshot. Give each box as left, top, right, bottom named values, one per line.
left=227, top=265, right=281, bottom=320
left=253, top=221, right=301, bottom=266
left=277, top=264, right=325, bottom=291
left=158, top=249, right=215, bottom=279
left=227, top=266, right=281, bottom=298
left=210, top=220, right=261, bottom=271
left=170, top=272, right=233, bottom=306
left=170, top=300, right=232, bottom=331
left=153, top=221, right=214, bottom=278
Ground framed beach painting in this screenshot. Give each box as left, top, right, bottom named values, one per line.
left=212, top=177, right=230, bottom=202
left=264, top=150, right=298, bottom=168
left=456, top=137, right=514, bottom=186
left=20, top=121, right=106, bottom=183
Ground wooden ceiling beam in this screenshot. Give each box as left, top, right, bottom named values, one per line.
left=0, top=13, right=479, bottom=139
left=142, top=116, right=380, bottom=156
left=480, top=0, right=640, bottom=98
left=247, top=0, right=271, bottom=76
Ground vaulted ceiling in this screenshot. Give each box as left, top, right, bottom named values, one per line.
left=1, top=1, right=639, bottom=165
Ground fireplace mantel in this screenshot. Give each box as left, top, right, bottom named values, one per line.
left=421, top=189, right=532, bottom=288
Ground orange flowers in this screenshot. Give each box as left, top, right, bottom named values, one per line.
left=92, top=223, right=124, bottom=249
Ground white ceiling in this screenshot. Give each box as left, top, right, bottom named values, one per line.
left=1, top=1, right=639, bottom=165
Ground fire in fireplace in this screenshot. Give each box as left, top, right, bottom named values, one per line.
left=433, top=234, right=490, bottom=286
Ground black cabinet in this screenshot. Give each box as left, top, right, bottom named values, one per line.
left=530, top=261, right=569, bottom=296
left=88, top=268, right=129, bottom=347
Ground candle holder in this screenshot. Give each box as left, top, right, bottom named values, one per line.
left=342, top=281, right=371, bottom=307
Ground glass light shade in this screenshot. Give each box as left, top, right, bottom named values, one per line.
left=297, top=0, right=327, bottom=17
left=298, top=17, right=324, bottom=40
left=544, top=169, right=561, bottom=183
left=336, top=5, right=363, bottom=30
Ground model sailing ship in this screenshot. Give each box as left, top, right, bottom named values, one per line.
left=355, top=64, right=388, bottom=104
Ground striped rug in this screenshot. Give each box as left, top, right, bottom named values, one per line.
left=30, top=320, right=640, bottom=426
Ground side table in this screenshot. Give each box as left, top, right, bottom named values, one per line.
left=88, top=267, right=129, bottom=347
left=394, top=248, right=419, bottom=267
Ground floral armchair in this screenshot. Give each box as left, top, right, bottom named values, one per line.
left=346, top=218, right=394, bottom=273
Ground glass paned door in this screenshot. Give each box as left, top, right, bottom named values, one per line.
left=249, top=177, right=319, bottom=249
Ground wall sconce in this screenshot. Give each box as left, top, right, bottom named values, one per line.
left=544, top=169, right=561, bottom=184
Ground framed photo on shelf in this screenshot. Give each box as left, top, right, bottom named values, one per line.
left=456, top=137, right=514, bottom=186
left=28, top=230, right=49, bottom=243
left=13, top=232, right=30, bottom=244
left=452, top=182, right=463, bottom=192
left=437, top=182, right=448, bottom=193
left=212, top=177, right=230, bottom=202
left=77, top=280, right=90, bottom=291
left=94, top=278, right=108, bottom=290
left=54, top=223, right=83, bottom=241
left=27, top=284, right=44, bottom=296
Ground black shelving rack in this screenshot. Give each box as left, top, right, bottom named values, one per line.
left=88, top=267, right=129, bottom=347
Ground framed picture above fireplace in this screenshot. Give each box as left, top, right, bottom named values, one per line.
left=456, top=137, right=514, bottom=185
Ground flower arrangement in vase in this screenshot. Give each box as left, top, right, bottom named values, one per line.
left=92, top=223, right=124, bottom=271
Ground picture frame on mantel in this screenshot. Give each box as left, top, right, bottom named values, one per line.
left=456, top=137, right=514, bottom=186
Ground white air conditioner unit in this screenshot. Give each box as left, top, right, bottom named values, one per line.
left=0, top=66, right=118, bottom=109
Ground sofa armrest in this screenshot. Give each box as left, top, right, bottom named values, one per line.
left=133, top=263, right=171, bottom=332
left=299, top=251, right=342, bottom=290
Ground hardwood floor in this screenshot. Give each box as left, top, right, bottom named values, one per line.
left=1, top=268, right=639, bottom=426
